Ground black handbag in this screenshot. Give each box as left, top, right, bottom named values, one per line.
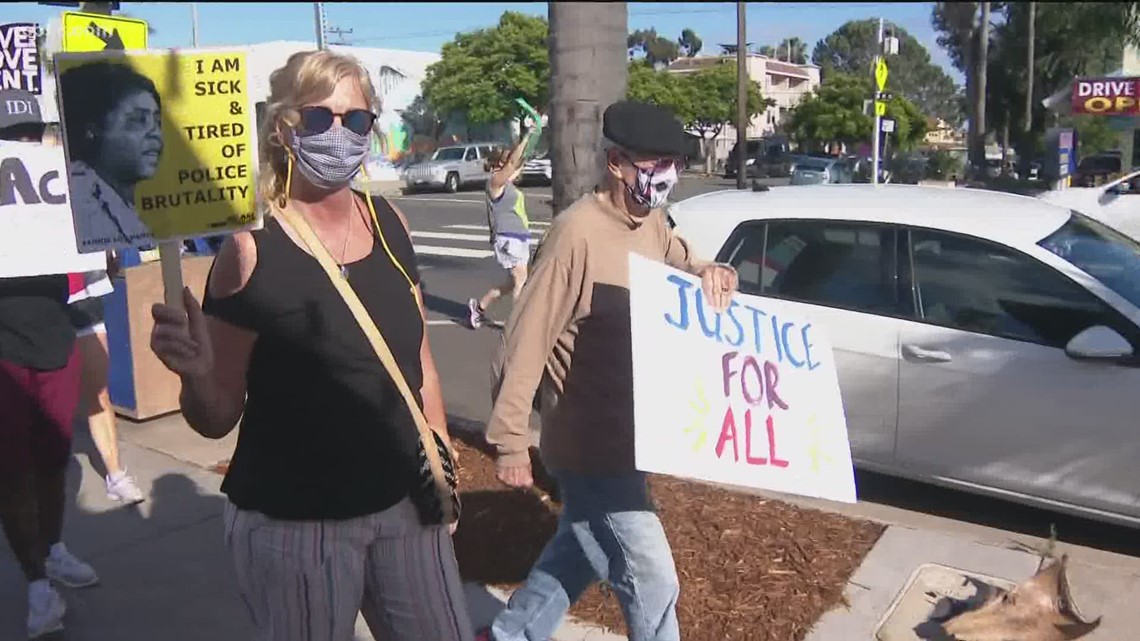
left=277, top=201, right=460, bottom=526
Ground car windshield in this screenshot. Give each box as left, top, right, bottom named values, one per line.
left=432, top=147, right=466, bottom=161
left=1038, top=211, right=1140, bottom=309
left=797, top=158, right=832, bottom=170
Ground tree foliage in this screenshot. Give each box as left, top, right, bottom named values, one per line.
left=626, top=60, right=769, bottom=138
left=421, top=11, right=549, bottom=126
left=679, top=29, right=703, bottom=58
left=628, top=28, right=681, bottom=66
left=813, top=19, right=961, bottom=125
left=786, top=74, right=929, bottom=150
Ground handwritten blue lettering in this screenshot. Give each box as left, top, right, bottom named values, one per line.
left=664, top=274, right=694, bottom=330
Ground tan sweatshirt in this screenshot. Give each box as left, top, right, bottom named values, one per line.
left=486, top=191, right=705, bottom=474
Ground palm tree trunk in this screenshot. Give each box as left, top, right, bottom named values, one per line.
left=1024, top=2, right=1035, bottom=134
left=548, top=2, right=629, bottom=216
left=969, top=2, right=990, bottom=176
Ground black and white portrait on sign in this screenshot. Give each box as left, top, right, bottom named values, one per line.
left=58, top=60, right=164, bottom=251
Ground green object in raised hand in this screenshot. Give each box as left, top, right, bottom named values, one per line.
left=515, top=97, right=543, bottom=159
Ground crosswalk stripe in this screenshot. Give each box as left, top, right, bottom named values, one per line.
left=414, top=245, right=492, bottom=259
left=411, top=231, right=490, bottom=242
left=444, top=224, right=547, bottom=234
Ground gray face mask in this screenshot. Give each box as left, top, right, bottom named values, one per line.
left=287, top=125, right=370, bottom=190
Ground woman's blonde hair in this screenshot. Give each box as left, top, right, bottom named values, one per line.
left=258, top=49, right=380, bottom=208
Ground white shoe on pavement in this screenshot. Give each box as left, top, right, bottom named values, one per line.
left=45, top=542, right=99, bottom=588
left=467, top=298, right=486, bottom=329
left=27, top=579, right=65, bottom=639
left=106, top=470, right=145, bottom=504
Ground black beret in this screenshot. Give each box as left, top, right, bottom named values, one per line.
left=603, top=100, right=687, bottom=157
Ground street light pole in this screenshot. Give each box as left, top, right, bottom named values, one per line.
left=191, top=3, right=199, bottom=48
left=735, top=0, right=747, bottom=190
left=871, top=17, right=884, bottom=186
left=314, top=2, right=327, bottom=50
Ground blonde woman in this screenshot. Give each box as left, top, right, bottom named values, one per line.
left=148, top=50, right=472, bottom=641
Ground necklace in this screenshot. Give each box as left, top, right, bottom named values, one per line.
left=337, top=199, right=355, bottom=279
left=302, top=197, right=356, bottom=279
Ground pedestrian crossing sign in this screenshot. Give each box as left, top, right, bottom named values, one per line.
left=874, top=100, right=887, bottom=117
left=61, top=11, right=148, bottom=52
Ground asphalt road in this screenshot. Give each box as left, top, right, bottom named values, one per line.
left=395, top=175, right=1140, bottom=559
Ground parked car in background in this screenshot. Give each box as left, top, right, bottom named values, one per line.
left=669, top=184, right=1140, bottom=528
left=1039, top=169, right=1140, bottom=240
left=790, top=156, right=853, bottom=185
left=1074, top=151, right=1122, bottom=187
left=520, top=150, right=552, bottom=185
left=403, top=142, right=501, bottom=193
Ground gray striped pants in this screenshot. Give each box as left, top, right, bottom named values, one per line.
left=223, top=497, right=474, bottom=641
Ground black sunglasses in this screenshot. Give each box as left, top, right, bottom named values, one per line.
left=298, top=106, right=376, bottom=136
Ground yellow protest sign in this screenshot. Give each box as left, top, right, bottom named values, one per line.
left=61, top=11, right=148, bottom=52
left=875, top=57, right=889, bottom=92
left=53, top=49, right=260, bottom=252
left=874, top=100, right=887, bottom=117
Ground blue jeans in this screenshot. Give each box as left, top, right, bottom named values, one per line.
left=489, top=472, right=680, bottom=641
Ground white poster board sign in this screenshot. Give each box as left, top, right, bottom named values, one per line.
left=0, top=141, right=104, bottom=277
left=629, top=252, right=857, bottom=503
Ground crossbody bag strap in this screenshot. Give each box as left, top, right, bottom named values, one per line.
left=274, top=203, right=457, bottom=523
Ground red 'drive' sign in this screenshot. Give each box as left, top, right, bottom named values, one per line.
left=1072, top=77, right=1140, bottom=115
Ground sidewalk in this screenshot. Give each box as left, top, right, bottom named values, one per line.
left=0, top=415, right=621, bottom=641
left=4, top=413, right=1137, bottom=640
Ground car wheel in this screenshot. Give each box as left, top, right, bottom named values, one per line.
left=445, top=172, right=459, bottom=193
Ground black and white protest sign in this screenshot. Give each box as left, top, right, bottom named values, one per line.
left=0, top=140, right=103, bottom=276
left=0, top=23, right=42, bottom=95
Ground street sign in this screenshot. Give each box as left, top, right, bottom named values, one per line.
left=61, top=11, right=147, bottom=52
left=881, top=118, right=896, bottom=133
left=874, top=100, right=887, bottom=117
left=875, top=58, right=889, bottom=91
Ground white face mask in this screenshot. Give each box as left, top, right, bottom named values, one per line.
left=626, top=162, right=679, bottom=209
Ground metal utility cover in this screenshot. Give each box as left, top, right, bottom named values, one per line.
left=874, top=563, right=1018, bottom=641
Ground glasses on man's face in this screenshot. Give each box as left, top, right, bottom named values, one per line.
left=298, top=106, right=377, bottom=136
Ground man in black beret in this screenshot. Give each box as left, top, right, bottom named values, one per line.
left=478, top=101, right=738, bottom=641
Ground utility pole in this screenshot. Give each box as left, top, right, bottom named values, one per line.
left=1022, top=2, right=1035, bottom=174
left=314, top=2, right=328, bottom=50
left=735, top=1, right=747, bottom=190
left=548, top=2, right=628, bottom=216
left=871, top=17, right=884, bottom=186
left=191, top=2, right=199, bottom=47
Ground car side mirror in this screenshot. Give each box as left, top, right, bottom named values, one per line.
left=1065, top=325, right=1133, bottom=361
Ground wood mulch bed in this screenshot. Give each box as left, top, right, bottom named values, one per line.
left=449, top=432, right=885, bottom=641
left=209, top=432, right=884, bottom=640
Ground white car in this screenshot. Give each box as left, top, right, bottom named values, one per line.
left=521, top=152, right=552, bottom=185
left=1038, top=170, right=1140, bottom=240
left=669, top=184, right=1140, bottom=527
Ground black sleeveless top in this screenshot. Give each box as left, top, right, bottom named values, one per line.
left=202, top=194, right=425, bottom=521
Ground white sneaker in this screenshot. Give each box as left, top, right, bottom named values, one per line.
left=106, top=470, right=145, bottom=504
left=45, top=543, right=99, bottom=588
left=27, top=579, right=65, bottom=639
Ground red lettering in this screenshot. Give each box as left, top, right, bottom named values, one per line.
left=715, top=407, right=739, bottom=461
left=763, top=360, right=789, bottom=411
left=767, top=414, right=789, bottom=468
left=743, top=408, right=767, bottom=465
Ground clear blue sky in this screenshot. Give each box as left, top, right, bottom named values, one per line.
left=13, top=2, right=962, bottom=82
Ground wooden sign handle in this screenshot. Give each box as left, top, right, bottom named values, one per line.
left=158, top=240, right=184, bottom=309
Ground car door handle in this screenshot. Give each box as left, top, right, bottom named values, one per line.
left=901, top=344, right=953, bottom=363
